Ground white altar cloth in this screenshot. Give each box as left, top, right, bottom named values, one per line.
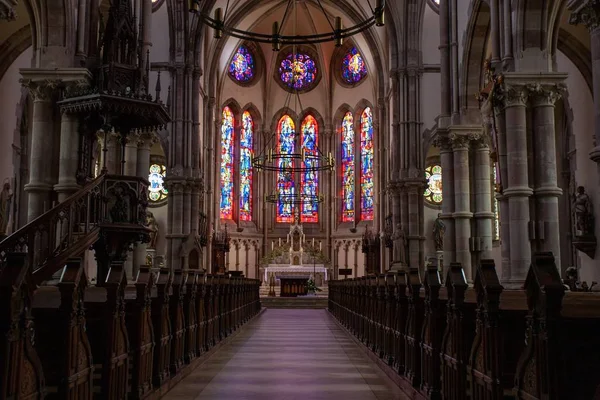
left=264, top=264, right=327, bottom=282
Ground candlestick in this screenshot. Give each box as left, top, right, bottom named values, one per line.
left=271, top=241, right=274, bottom=251
left=319, top=241, right=322, bottom=251
left=312, top=238, right=315, bottom=246
left=279, top=238, right=281, bottom=246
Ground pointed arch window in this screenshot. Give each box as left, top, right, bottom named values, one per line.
left=301, top=115, right=319, bottom=223
left=220, top=107, right=235, bottom=220
left=360, top=107, right=374, bottom=221
left=341, top=112, right=355, bottom=222
left=276, top=115, right=296, bottom=223
left=339, top=107, right=375, bottom=223
left=240, top=111, right=254, bottom=221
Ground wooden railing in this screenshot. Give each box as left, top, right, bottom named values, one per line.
left=0, top=174, right=150, bottom=284
left=1, top=256, right=261, bottom=400
left=329, top=254, right=600, bottom=400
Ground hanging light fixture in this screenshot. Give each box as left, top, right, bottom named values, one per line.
left=189, top=0, right=385, bottom=48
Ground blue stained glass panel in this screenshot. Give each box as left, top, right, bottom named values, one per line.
left=342, top=47, right=367, bottom=84
left=279, top=53, right=317, bottom=91
left=360, top=107, right=374, bottom=221
left=229, top=45, right=255, bottom=83
left=220, top=107, right=235, bottom=219
left=277, top=115, right=296, bottom=223
left=240, top=111, right=253, bottom=221
left=301, top=115, right=319, bottom=223
left=341, top=112, right=355, bottom=222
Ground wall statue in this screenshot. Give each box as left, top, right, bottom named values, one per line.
left=146, top=211, right=159, bottom=249
left=573, top=186, right=594, bottom=236
left=433, top=213, right=445, bottom=252
left=392, top=224, right=408, bottom=265
left=0, top=179, right=13, bottom=237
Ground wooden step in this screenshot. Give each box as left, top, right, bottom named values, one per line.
left=260, top=297, right=328, bottom=309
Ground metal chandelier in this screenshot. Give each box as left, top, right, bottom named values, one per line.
left=189, top=0, right=385, bottom=49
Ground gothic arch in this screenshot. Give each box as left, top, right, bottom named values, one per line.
left=460, top=0, right=490, bottom=113
left=270, top=107, right=301, bottom=135
left=241, top=103, right=263, bottom=129
left=354, top=99, right=376, bottom=125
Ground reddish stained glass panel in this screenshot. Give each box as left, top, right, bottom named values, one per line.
left=301, top=115, right=319, bottom=223
left=360, top=107, right=374, bottom=221
left=220, top=107, right=235, bottom=219
left=240, top=111, right=253, bottom=221
left=341, top=112, right=355, bottom=222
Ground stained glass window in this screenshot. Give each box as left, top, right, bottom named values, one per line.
left=279, top=53, right=318, bottom=91
left=277, top=115, right=296, bottom=223
left=229, top=46, right=255, bottom=83
left=301, top=115, right=319, bottom=223
left=341, top=112, right=355, bottom=222
left=148, top=163, right=168, bottom=204
left=220, top=107, right=235, bottom=220
left=360, top=107, right=374, bottom=220
left=424, top=164, right=443, bottom=205
left=240, top=111, right=253, bottom=221
left=342, top=47, right=367, bottom=84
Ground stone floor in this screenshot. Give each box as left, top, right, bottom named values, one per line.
left=163, top=309, right=409, bottom=400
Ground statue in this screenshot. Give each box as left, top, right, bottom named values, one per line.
left=433, top=213, right=445, bottom=252
left=0, top=179, right=13, bottom=237
left=573, top=186, right=594, bottom=235
left=146, top=211, right=159, bottom=249
left=392, top=224, right=408, bottom=265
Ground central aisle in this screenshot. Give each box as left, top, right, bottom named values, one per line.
left=164, top=309, right=408, bottom=400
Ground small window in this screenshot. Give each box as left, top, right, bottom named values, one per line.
left=148, top=162, right=168, bottom=206
left=424, top=164, right=443, bottom=205
left=229, top=45, right=256, bottom=84
left=278, top=52, right=318, bottom=92
left=341, top=47, right=367, bottom=85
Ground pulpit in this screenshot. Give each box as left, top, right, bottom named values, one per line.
left=279, top=276, right=309, bottom=297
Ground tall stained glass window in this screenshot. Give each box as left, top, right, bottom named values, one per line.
left=240, top=111, right=253, bottom=221
left=424, top=164, right=443, bottom=205
left=229, top=45, right=255, bottom=83
left=360, top=107, right=374, bottom=220
left=220, top=107, right=235, bottom=220
left=342, top=47, right=367, bottom=84
left=277, top=115, right=296, bottom=223
left=341, top=112, right=355, bottom=222
left=301, top=115, right=319, bottom=223
left=279, top=53, right=318, bottom=91
left=148, top=163, right=168, bottom=205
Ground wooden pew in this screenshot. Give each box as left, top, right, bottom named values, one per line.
left=404, top=268, right=424, bottom=388
left=184, top=271, right=199, bottom=364
left=33, top=260, right=94, bottom=399
left=169, top=270, right=186, bottom=375
left=151, top=268, right=172, bottom=388
left=393, top=270, right=408, bottom=375
left=126, top=266, right=155, bottom=399
left=440, top=263, right=474, bottom=400
left=0, top=253, right=45, bottom=399
left=85, top=264, right=130, bottom=399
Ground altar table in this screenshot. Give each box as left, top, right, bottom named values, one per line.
left=279, top=276, right=309, bottom=297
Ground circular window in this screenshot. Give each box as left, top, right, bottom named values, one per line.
left=229, top=45, right=256, bottom=84
left=342, top=47, right=367, bottom=84
left=424, top=164, right=443, bottom=205
left=148, top=162, right=168, bottom=206
left=278, top=52, right=319, bottom=92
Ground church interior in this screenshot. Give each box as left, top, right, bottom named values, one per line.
left=1, top=0, right=600, bottom=398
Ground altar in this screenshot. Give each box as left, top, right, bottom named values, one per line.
left=264, top=264, right=328, bottom=286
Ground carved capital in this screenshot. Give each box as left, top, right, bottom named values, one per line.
left=20, top=79, right=61, bottom=101
left=502, top=84, right=529, bottom=107
left=138, top=130, right=158, bottom=149
left=449, top=133, right=470, bottom=150
left=569, top=0, right=600, bottom=31
left=526, top=83, right=566, bottom=106
left=432, top=135, right=452, bottom=151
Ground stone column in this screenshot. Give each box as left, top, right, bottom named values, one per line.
left=123, top=132, right=139, bottom=176
left=55, top=113, right=80, bottom=202
left=451, top=134, right=473, bottom=280
left=132, top=131, right=155, bottom=276
left=529, top=82, right=565, bottom=270
left=436, top=135, right=456, bottom=268
left=472, top=136, right=494, bottom=259
left=23, top=83, right=55, bottom=222
left=502, top=82, right=532, bottom=286
left=99, top=131, right=120, bottom=175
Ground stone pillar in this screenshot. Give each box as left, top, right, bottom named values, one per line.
left=123, top=132, right=139, bottom=176
left=472, top=136, right=494, bottom=259
left=132, top=131, right=155, bottom=277
left=529, top=82, right=565, bottom=270
left=23, top=84, right=54, bottom=222
left=502, top=83, right=532, bottom=286
left=99, top=131, right=120, bottom=175
left=451, top=134, right=473, bottom=280
left=55, top=113, right=80, bottom=202
left=437, top=135, right=456, bottom=268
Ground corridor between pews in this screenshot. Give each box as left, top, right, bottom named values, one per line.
left=163, top=309, right=409, bottom=400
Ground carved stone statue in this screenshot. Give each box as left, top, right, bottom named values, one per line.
left=392, top=224, right=408, bottom=265
left=0, top=180, right=13, bottom=237
left=573, top=186, right=594, bottom=235
left=433, top=213, right=445, bottom=252
left=146, top=211, right=159, bottom=249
